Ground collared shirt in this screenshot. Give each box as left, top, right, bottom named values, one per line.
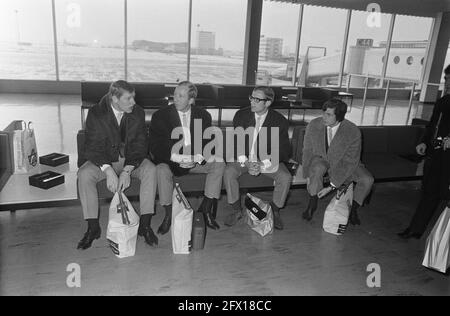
left=178, top=109, right=191, bottom=146
left=327, top=122, right=341, bottom=146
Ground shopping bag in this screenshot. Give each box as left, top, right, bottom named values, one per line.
left=245, top=193, right=273, bottom=237
left=171, top=183, right=194, bottom=254
left=106, top=192, right=139, bottom=258
left=3, top=120, right=39, bottom=174
left=422, top=207, right=450, bottom=273
left=323, top=183, right=353, bottom=236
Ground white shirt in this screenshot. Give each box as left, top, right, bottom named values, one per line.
left=177, top=109, right=191, bottom=146
left=327, top=122, right=341, bottom=146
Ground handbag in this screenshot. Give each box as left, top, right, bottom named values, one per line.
left=245, top=193, right=273, bottom=237
left=106, top=191, right=139, bottom=258
left=3, top=120, right=39, bottom=174
left=323, top=183, right=353, bottom=236
left=171, top=183, right=194, bottom=254
left=422, top=207, right=450, bottom=273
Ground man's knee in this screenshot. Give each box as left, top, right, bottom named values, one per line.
left=223, top=164, right=240, bottom=182
left=156, top=163, right=172, bottom=178
left=139, top=159, right=156, bottom=177
left=77, top=162, right=100, bottom=184
left=310, top=160, right=328, bottom=177
left=358, top=172, right=374, bottom=189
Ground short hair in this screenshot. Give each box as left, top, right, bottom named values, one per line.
left=445, top=64, right=450, bottom=75
left=322, top=98, right=348, bottom=122
left=177, top=81, right=198, bottom=100
left=109, top=80, right=135, bottom=99
left=253, top=86, right=275, bottom=101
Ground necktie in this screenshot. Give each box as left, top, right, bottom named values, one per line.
left=250, top=116, right=262, bottom=161
left=328, top=127, right=333, bottom=146
left=182, top=113, right=191, bottom=146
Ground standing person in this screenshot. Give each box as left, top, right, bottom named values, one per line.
left=302, top=98, right=374, bottom=224
left=398, top=65, right=450, bottom=239
left=77, top=80, right=158, bottom=250
left=149, top=81, right=225, bottom=233
left=223, top=86, right=292, bottom=230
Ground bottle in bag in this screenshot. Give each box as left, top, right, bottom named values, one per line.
left=191, top=211, right=206, bottom=250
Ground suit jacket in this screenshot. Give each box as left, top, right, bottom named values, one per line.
left=421, top=94, right=450, bottom=150
left=149, top=104, right=212, bottom=176
left=232, top=107, right=291, bottom=163
left=84, top=94, right=148, bottom=168
left=302, top=117, right=361, bottom=187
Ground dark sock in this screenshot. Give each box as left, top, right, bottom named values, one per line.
left=271, top=202, right=280, bottom=213
left=308, top=195, right=318, bottom=210
left=139, top=214, right=152, bottom=228
left=231, top=200, right=242, bottom=212
left=87, top=219, right=100, bottom=231
left=351, top=201, right=360, bottom=213
left=163, top=205, right=172, bottom=217
left=199, top=196, right=213, bottom=213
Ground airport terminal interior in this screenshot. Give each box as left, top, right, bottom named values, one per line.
left=1, top=0, right=450, bottom=295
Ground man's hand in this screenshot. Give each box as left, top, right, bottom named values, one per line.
left=104, top=167, right=119, bottom=193
left=416, top=143, right=427, bottom=156
left=318, top=186, right=334, bottom=199
left=118, top=170, right=131, bottom=191
left=179, top=162, right=196, bottom=169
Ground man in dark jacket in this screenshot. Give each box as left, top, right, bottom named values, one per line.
left=398, top=64, right=450, bottom=239
left=77, top=80, right=158, bottom=250
left=223, top=86, right=292, bottom=230
left=149, top=81, right=225, bottom=233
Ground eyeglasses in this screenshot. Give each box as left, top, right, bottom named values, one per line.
left=249, top=95, right=270, bottom=103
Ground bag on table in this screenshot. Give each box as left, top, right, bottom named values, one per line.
left=171, top=183, right=194, bottom=254
left=3, top=120, right=39, bottom=174
left=422, top=207, right=450, bottom=273
left=106, top=192, right=139, bottom=258
left=323, top=183, right=353, bottom=236
left=245, top=193, right=273, bottom=237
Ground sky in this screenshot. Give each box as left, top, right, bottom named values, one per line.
left=0, top=0, right=436, bottom=53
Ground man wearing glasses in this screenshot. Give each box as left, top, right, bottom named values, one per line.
left=398, top=64, right=450, bottom=239
left=223, top=86, right=292, bottom=230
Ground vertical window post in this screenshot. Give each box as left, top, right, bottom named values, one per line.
left=51, top=0, right=60, bottom=81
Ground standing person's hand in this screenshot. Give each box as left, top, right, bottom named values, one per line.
left=104, top=167, right=119, bottom=193
left=416, top=143, right=427, bottom=156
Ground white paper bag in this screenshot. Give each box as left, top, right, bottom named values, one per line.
left=245, top=194, right=273, bottom=237
left=3, top=120, right=39, bottom=174
left=323, top=183, right=353, bottom=236
left=422, top=207, right=450, bottom=273
left=106, top=192, right=139, bottom=258
left=171, top=183, right=193, bottom=254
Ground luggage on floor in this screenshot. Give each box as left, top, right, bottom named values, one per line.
left=323, top=183, right=353, bottom=236
left=171, top=183, right=194, bottom=254
left=245, top=193, right=273, bottom=237
left=422, top=207, right=450, bottom=273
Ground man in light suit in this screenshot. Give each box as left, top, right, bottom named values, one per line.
left=302, top=98, right=373, bottom=224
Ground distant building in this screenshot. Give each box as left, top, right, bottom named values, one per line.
left=196, top=31, right=215, bottom=54
left=259, top=35, right=283, bottom=61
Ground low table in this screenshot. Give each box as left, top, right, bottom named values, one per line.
left=0, top=164, right=79, bottom=211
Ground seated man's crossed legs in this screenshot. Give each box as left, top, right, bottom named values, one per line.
left=77, top=158, right=158, bottom=249
left=156, top=161, right=226, bottom=233
left=223, top=162, right=292, bottom=230
left=303, top=157, right=373, bottom=224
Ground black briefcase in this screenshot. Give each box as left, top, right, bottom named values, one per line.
left=29, top=171, right=64, bottom=189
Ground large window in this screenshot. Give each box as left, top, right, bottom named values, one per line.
left=128, top=0, right=189, bottom=83
left=55, top=0, right=125, bottom=81
left=344, top=10, right=392, bottom=88
left=385, top=15, right=433, bottom=84
left=258, top=0, right=300, bottom=86
left=0, top=0, right=55, bottom=80
left=298, top=5, right=347, bottom=87
left=189, top=0, right=247, bottom=84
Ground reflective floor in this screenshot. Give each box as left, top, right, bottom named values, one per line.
left=0, top=93, right=448, bottom=296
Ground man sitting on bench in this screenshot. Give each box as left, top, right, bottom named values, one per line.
left=223, top=86, right=292, bottom=230
left=302, top=98, right=374, bottom=225
left=149, top=81, right=225, bottom=232
left=77, top=80, right=158, bottom=250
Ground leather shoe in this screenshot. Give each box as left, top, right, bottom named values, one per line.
left=77, top=228, right=101, bottom=250
left=204, top=212, right=220, bottom=230
left=138, top=226, right=158, bottom=246
left=273, top=210, right=284, bottom=230
left=157, top=214, right=171, bottom=235
left=397, top=228, right=421, bottom=240
left=224, top=210, right=243, bottom=227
